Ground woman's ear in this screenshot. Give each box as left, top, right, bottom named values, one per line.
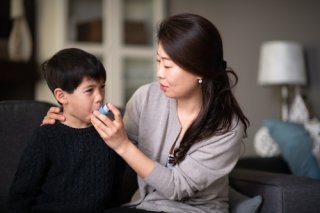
left=54, top=88, right=67, bottom=104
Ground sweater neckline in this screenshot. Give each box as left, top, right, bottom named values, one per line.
left=56, top=122, right=96, bottom=135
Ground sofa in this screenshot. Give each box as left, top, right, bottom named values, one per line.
left=233, top=157, right=320, bottom=213
left=1, top=100, right=320, bottom=213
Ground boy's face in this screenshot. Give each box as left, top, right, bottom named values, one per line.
left=60, top=77, right=105, bottom=128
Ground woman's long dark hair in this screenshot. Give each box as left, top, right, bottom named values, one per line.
left=157, top=13, right=249, bottom=164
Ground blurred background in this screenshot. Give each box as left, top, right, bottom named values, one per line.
left=1, top=0, right=319, bottom=157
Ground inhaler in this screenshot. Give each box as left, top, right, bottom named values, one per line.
left=98, top=104, right=110, bottom=115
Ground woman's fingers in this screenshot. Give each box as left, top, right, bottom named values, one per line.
left=91, top=104, right=128, bottom=152
left=107, top=103, right=122, bottom=123
left=91, top=114, right=110, bottom=139
left=92, top=110, right=114, bottom=127
left=41, top=117, right=55, bottom=125
left=93, top=103, right=123, bottom=129
left=41, top=107, right=65, bottom=125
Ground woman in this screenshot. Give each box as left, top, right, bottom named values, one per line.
left=43, top=13, right=249, bottom=213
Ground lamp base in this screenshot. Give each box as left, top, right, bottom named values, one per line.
left=281, top=86, right=289, bottom=121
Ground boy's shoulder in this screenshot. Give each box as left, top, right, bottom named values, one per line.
left=37, top=122, right=59, bottom=131
left=32, top=123, right=61, bottom=138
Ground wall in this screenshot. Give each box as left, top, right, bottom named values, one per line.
left=168, top=0, right=320, bottom=156
left=33, top=0, right=320, bottom=157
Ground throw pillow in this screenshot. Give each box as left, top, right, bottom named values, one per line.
left=288, top=93, right=309, bottom=123
left=264, top=119, right=320, bottom=179
left=254, top=126, right=280, bottom=157
left=229, top=186, right=262, bottom=213
left=304, top=119, right=320, bottom=167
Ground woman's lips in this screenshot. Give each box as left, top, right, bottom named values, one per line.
left=160, top=84, right=168, bottom=91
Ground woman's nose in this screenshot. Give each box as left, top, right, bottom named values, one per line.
left=157, top=64, right=165, bottom=79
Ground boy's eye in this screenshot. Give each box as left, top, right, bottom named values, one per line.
left=85, top=88, right=93, bottom=93
left=101, top=84, right=106, bottom=89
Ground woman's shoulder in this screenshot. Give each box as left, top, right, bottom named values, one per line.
left=124, top=82, right=169, bottom=123
left=130, top=82, right=166, bottom=106
left=230, top=116, right=245, bottom=135
left=194, top=116, right=245, bottom=148
left=134, top=82, right=161, bottom=97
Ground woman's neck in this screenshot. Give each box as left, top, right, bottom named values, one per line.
left=176, top=91, right=202, bottom=136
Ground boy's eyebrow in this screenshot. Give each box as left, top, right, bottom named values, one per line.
left=82, top=82, right=104, bottom=89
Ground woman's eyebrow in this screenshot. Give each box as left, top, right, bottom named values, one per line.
left=156, top=52, right=171, bottom=61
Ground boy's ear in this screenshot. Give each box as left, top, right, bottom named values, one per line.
left=53, top=88, right=67, bottom=104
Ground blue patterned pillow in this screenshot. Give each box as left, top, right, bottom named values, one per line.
left=264, top=119, right=320, bottom=179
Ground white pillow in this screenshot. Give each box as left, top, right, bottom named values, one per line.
left=288, top=93, right=309, bottom=123
left=254, top=127, right=280, bottom=157
left=304, top=119, right=320, bottom=166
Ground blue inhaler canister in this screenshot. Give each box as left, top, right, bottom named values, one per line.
left=99, top=104, right=110, bottom=115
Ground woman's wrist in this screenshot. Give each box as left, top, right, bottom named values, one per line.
left=114, top=138, right=132, bottom=157
left=116, top=139, right=155, bottom=178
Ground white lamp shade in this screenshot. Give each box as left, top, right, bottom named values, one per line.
left=258, top=41, right=307, bottom=85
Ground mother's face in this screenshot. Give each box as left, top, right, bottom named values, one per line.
left=156, top=43, right=202, bottom=100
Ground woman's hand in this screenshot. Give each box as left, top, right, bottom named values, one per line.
left=41, top=107, right=65, bottom=125
left=92, top=103, right=155, bottom=178
left=91, top=103, right=130, bottom=154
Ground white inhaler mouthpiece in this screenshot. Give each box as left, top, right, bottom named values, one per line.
left=98, top=104, right=110, bottom=115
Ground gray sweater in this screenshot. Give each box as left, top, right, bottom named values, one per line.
left=123, top=82, right=245, bottom=213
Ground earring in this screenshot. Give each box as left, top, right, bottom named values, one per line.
left=198, top=79, right=203, bottom=84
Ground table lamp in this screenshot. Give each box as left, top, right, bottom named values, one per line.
left=258, top=41, right=307, bottom=121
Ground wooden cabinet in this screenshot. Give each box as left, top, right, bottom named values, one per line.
left=0, top=60, right=39, bottom=100
left=0, top=0, right=37, bottom=101
left=37, top=0, right=166, bottom=106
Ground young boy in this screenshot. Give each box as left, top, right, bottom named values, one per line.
left=6, top=48, right=122, bottom=212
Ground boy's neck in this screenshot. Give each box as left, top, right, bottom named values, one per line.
left=61, top=113, right=93, bottom=129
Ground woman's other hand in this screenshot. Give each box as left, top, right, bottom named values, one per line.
left=41, top=107, right=65, bottom=125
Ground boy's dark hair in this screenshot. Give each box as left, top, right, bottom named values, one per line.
left=41, top=48, right=106, bottom=93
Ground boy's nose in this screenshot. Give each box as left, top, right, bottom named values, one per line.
left=96, top=91, right=104, bottom=102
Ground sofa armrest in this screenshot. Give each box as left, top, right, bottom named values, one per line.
left=230, top=168, right=320, bottom=213
left=236, top=156, right=291, bottom=174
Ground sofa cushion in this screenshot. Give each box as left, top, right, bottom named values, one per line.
left=230, top=168, right=320, bottom=213
left=0, top=100, right=55, bottom=211
left=229, top=186, right=262, bottom=213
left=264, top=119, right=320, bottom=179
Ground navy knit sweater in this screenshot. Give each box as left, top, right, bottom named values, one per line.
left=6, top=122, right=119, bottom=213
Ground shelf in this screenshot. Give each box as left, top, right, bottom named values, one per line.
left=0, top=60, right=39, bottom=100
left=121, top=46, right=155, bottom=58
left=64, top=42, right=105, bottom=55
left=37, top=0, right=166, bottom=106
